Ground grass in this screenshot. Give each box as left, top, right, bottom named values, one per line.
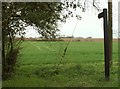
left=2, top=41, right=118, bottom=87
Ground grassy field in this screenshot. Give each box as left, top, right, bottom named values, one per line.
left=3, top=41, right=118, bottom=87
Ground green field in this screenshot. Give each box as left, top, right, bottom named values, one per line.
left=3, top=41, right=118, bottom=87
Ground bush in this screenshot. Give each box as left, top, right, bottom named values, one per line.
left=2, top=48, right=20, bottom=80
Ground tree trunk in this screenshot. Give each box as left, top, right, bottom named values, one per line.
left=2, top=29, right=6, bottom=79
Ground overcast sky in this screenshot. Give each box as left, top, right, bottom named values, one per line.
left=25, top=0, right=118, bottom=38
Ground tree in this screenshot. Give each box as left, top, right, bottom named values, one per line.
left=2, top=2, right=27, bottom=79
left=2, top=2, right=66, bottom=79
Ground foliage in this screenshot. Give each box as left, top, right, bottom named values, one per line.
left=2, top=2, right=26, bottom=79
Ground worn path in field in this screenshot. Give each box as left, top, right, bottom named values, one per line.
left=29, top=42, right=56, bottom=52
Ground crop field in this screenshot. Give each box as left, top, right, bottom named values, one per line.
left=3, top=41, right=118, bottom=87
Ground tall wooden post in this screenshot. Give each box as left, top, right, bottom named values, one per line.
left=98, top=9, right=110, bottom=80
left=108, top=1, right=112, bottom=67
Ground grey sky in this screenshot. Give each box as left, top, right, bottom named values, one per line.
left=25, top=0, right=118, bottom=38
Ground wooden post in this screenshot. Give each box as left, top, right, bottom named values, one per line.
left=98, top=9, right=110, bottom=80
left=108, top=1, right=112, bottom=67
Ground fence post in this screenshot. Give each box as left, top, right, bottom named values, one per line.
left=98, top=9, right=110, bottom=80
